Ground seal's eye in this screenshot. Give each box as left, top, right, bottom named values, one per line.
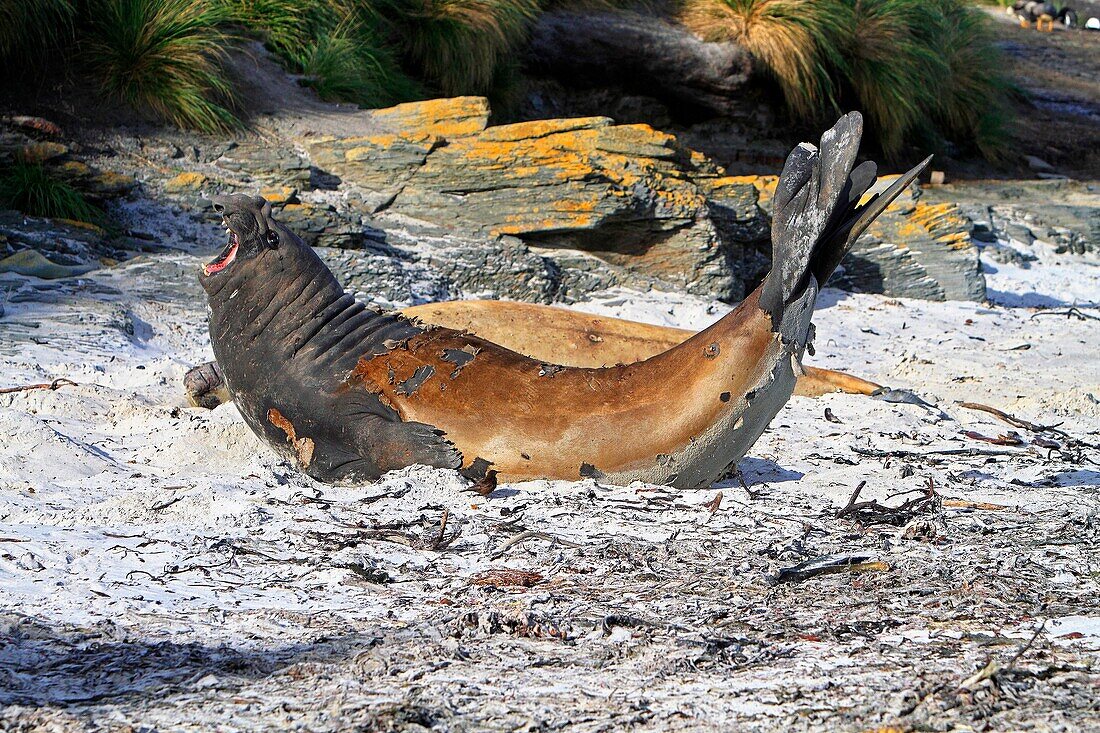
left=265, top=230, right=280, bottom=247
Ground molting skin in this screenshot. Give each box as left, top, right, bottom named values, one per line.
left=199, top=116, right=929, bottom=488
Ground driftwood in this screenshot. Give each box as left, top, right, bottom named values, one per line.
left=0, top=378, right=76, bottom=395
left=525, top=10, right=753, bottom=115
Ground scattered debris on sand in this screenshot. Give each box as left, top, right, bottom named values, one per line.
left=1, top=229, right=1097, bottom=729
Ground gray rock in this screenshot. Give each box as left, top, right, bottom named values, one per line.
left=753, top=177, right=987, bottom=301
left=215, top=143, right=310, bottom=186
left=926, top=179, right=1098, bottom=259
left=307, top=102, right=764, bottom=301
left=526, top=11, right=754, bottom=116
left=1025, top=155, right=1056, bottom=173
left=321, top=217, right=744, bottom=307
left=0, top=210, right=122, bottom=267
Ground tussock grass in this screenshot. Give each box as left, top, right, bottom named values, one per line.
left=376, top=0, right=540, bottom=95
left=680, top=0, right=1011, bottom=159
left=221, top=0, right=421, bottom=108
left=928, top=0, right=1011, bottom=159
left=0, top=0, right=1010, bottom=157
left=84, top=0, right=238, bottom=132
left=218, top=0, right=343, bottom=57
left=296, top=20, right=423, bottom=106
left=841, top=0, right=946, bottom=157
left=0, top=0, right=73, bottom=60
left=680, top=0, right=846, bottom=118
left=0, top=161, right=104, bottom=223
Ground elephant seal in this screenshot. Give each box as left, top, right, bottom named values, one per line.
left=199, top=113, right=928, bottom=488
left=397, top=300, right=883, bottom=397
left=186, top=301, right=880, bottom=408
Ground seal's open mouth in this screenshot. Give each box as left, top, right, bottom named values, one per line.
left=204, top=224, right=239, bottom=276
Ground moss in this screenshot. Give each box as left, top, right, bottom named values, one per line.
left=0, top=161, right=105, bottom=224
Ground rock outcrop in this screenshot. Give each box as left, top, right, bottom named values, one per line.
left=843, top=187, right=985, bottom=302
left=305, top=99, right=769, bottom=301
left=2, top=97, right=987, bottom=304
left=745, top=175, right=985, bottom=301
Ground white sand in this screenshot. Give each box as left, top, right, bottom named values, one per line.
left=1, top=230, right=1098, bottom=730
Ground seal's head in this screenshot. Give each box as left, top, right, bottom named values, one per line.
left=202, top=193, right=287, bottom=279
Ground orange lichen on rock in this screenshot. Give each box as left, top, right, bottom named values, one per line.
left=402, top=116, right=709, bottom=236
left=370, top=97, right=490, bottom=139
left=908, top=201, right=973, bottom=250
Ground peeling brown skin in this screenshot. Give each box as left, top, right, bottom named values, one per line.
left=267, top=408, right=316, bottom=469
left=401, top=300, right=881, bottom=397
left=350, top=291, right=779, bottom=483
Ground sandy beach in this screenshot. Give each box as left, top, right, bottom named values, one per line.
left=1, top=203, right=1098, bottom=730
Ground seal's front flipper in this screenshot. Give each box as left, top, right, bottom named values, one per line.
left=346, top=411, right=463, bottom=474
left=309, top=416, right=462, bottom=482
left=383, top=420, right=464, bottom=472
left=184, top=360, right=230, bottom=409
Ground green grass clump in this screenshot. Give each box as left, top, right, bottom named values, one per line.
left=297, top=21, right=423, bottom=106
left=679, top=0, right=847, bottom=119
left=927, top=0, right=1011, bottom=160
left=840, top=0, right=946, bottom=157
left=219, top=0, right=422, bottom=108
left=0, top=0, right=73, bottom=61
left=84, top=0, right=238, bottom=132
left=217, top=0, right=341, bottom=58
left=374, top=0, right=540, bottom=96
left=0, top=161, right=104, bottom=223
left=680, top=0, right=1010, bottom=159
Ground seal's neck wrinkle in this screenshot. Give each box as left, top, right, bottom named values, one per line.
left=205, top=241, right=418, bottom=380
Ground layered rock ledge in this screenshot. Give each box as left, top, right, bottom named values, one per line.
left=2, top=97, right=987, bottom=304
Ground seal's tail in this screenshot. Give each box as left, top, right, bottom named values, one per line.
left=758, top=112, right=931, bottom=325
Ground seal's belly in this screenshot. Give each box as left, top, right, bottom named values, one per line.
left=348, top=313, right=783, bottom=484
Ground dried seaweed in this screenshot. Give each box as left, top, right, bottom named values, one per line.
left=835, top=480, right=940, bottom=526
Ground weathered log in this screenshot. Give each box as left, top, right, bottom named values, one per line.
left=525, top=11, right=754, bottom=115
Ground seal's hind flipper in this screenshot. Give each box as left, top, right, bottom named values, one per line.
left=760, top=112, right=864, bottom=321
left=760, top=113, right=933, bottom=325
left=810, top=155, right=932, bottom=283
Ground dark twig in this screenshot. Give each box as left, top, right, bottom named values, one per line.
left=430, top=509, right=450, bottom=551
left=491, top=530, right=581, bottom=559
left=958, top=402, right=1050, bottom=432
left=151, top=494, right=187, bottom=511
left=959, top=622, right=1046, bottom=690
left=963, top=430, right=1025, bottom=447
left=958, top=401, right=1100, bottom=453
left=836, top=479, right=938, bottom=526
left=773, top=553, right=890, bottom=584
left=853, top=446, right=1029, bottom=459
left=1029, top=307, right=1099, bottom=322
left=732, top=468, right=759, bottom=500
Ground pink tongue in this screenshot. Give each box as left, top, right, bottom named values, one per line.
left=204, top=240, right=238, bottom=275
